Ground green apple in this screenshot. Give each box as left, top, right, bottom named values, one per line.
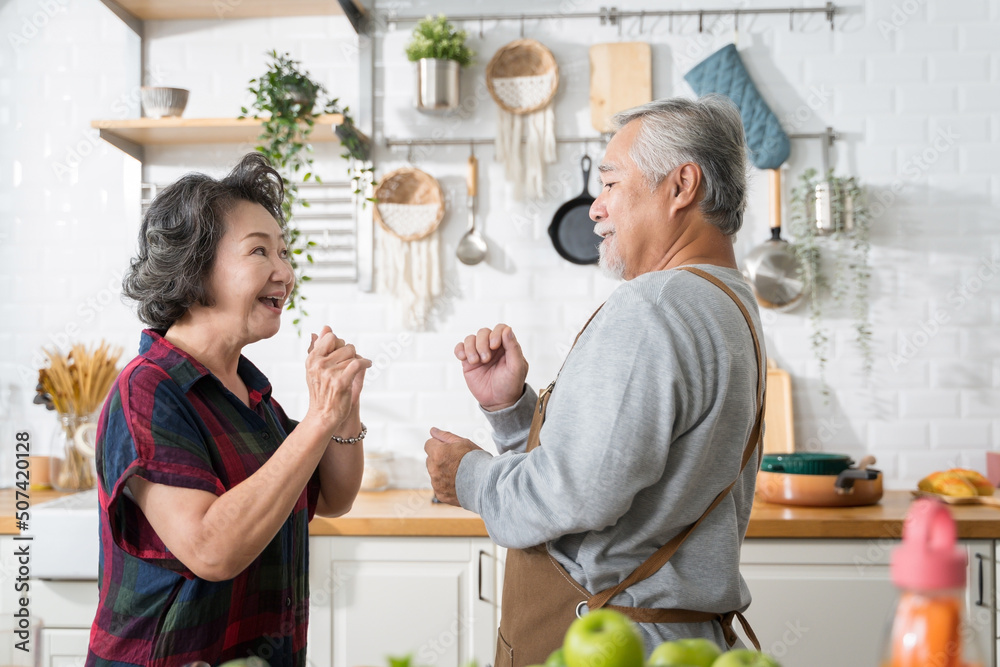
left=710, top=649, right=781, bottom=667
left=563, top=609, right=645, bottom=667
left=648, top=638, right=722, bottom=667
left=547, top=648, right=568, bottom=667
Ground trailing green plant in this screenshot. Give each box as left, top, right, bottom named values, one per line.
left=240, top=50, right=374, bottom=331
left=405, top=15, right=474, bottom=65
left=788, top=168, right=873, bottom=398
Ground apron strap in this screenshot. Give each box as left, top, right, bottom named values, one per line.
left=586, top=267, right=766, bottom=625
left=598, top=604, right=760, bottom=650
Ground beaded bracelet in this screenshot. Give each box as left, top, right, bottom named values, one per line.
left=331, top=423, right=367, bottom=444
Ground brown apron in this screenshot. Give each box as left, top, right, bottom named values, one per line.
left=494, top=267, right=765, bottom=667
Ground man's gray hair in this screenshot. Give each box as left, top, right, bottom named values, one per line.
left=611, top=95, right=749, bottom=236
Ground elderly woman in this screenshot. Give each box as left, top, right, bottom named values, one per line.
left=86, top=153, right=370, bottom=667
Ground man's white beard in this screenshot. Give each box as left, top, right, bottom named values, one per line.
left=597, top=235, right=626, bottom=280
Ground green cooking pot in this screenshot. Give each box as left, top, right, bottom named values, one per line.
left=760, top=453, right=853, bottom=476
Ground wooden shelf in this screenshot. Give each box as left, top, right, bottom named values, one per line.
left=104, top=0, right=347, bottom=20
left=91, top=114, right=349, bottom=161
left=92, top=114, right=345, bottom=145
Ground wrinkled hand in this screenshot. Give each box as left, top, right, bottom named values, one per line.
left=455, top=324, right=528, bottom=412
left=424, top=427, right=484, bottom=506
left=304, top=326, right=371, bottom=436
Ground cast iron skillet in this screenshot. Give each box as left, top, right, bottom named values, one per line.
left=548, top=156, right=602, bottom=265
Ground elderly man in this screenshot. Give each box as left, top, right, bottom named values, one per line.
left=425, top=95, right=766, bottom=666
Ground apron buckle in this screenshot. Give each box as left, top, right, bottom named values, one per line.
left=575, top=600, right=589, bottom=618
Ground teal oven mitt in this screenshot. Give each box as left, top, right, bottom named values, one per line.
left=684, top=44, right=790, bottom=170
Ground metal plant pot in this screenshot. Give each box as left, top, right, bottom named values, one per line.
left=415, top=58, right=460, bottom=113
left=810, top=181, right=856, bottom=235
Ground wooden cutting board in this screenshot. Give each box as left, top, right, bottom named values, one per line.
left=589, top=42, right=652, bottom=133
left=764, top=359, right=795, bottom=454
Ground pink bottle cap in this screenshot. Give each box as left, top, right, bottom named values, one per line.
left=892, top=498, right=967, bottom=590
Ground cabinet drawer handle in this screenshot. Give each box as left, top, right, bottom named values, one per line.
left=972, top=552, right=1000, bottom=612
left=478, top=549, right=496, bottom=605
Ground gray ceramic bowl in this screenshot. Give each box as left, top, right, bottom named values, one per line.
left=140, top=87, right=189, bottom=118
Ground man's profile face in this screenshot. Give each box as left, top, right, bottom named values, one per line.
left=590, top=120, right=672, bottom=280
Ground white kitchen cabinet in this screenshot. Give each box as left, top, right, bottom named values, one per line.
left=0, top=535, right=96, bottom=666
left=741, top=539, right=996, bottom=667
left=309, top=536, right=497, bottom=667
left=40, top=628, right=89, bottom=667
left=0, top=536, right=19, bottom=616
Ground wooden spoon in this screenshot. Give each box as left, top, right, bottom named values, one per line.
left=911, top=490, right=1000, bottom=508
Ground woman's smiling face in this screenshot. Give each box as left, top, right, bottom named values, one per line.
left=200, top=200, right=295, bottom=346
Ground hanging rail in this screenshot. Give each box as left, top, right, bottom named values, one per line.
left=385, top=130, right=837, bottom=151
left=385, top=136, right=607, bottom=148
left=383, top=3, right=839, bottom=32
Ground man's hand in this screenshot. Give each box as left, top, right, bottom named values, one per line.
left=455, top=324, right=528, bottom=412
left=424, top=427, right=484, bottom=506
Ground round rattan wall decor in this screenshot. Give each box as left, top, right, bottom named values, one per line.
left=485, top=39, right=560, bottom=115
left=373, top=167, right=446, bottom=243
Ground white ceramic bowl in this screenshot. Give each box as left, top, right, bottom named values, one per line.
left=140, top=86, right=189, bottom=118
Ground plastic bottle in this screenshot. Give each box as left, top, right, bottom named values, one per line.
left=880, top=497, right=986, bottom=667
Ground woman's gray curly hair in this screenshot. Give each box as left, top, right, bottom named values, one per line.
left=122, top=152, right=286, bottom=330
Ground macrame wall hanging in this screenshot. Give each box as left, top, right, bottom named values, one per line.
left=374, top=167, right=445, bottom=330
left=486, top=39, right=560, bottom=200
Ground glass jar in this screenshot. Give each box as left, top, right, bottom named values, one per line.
left=49, top=412, right=97, bottom=492
left=360, top=451, right=393, bottom=492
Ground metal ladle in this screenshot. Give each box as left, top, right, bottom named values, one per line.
left=456, top=154, right=488, bottom=265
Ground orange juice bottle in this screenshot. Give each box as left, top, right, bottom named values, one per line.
left=881, top=498, right=985, bottom=667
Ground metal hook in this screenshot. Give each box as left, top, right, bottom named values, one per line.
left=698, top=10, right=704, bottom=33
left=479, top=18, right=484, bottom=40
left=639, top=10, right=644, bottom=34
left=407, top=143, right=414, bottom=164
left=827, top=1, right=835, bottom=31
left=519, top=14, right=525, bottom=38
left=789, top=8, right=794, bottom=31
left=669, top=12, right=673, bottom=33
left=618, top=10, right=623, bottom=37
left=734, top=9, right=739, bottom=46
left=469, top=141, right=475, bottom=158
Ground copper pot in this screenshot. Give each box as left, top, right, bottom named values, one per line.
left=756, top=454, right=883, bottom=507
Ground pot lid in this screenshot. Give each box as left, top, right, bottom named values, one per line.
left=760, top=453, right=853, bottom=476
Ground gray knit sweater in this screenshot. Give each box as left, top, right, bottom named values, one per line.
left=455, top=265, right=766, bottom=651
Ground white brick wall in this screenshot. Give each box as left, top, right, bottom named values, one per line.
left=1, top=0, right=998, bottom=490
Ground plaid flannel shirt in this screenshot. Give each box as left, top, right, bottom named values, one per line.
left=87, top=329, right=319, bottom=667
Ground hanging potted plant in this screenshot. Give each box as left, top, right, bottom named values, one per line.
left=788, top=168, right=873, bottom=398
left=240, top=50, right=373, bottom=331
left=405, top=14, right=475, bottom=113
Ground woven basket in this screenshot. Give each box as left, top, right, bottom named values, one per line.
left=485, top=39, right=559, bottom=115
left=373, top=167, right=445, bottom=242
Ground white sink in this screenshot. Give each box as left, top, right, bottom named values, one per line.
left=33, top=489, right=99, bottom=579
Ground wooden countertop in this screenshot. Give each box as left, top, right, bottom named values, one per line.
left=7, top=488, right=1000, bottom=540
left=747, top=491, right=1000, bottom=539
left=310, top=489, right=489, bottom=537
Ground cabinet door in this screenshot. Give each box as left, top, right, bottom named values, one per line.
left=0, top=536, right=17, bottom=616
left=32, top=580, right=99, bottom=629
left=741, top=539, right=996, bottom=667
left=741, top=540, right=898, bottom=666
left=40, top=628, right=89, bottom=667
left=316, top=537, right=496, bottom=667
